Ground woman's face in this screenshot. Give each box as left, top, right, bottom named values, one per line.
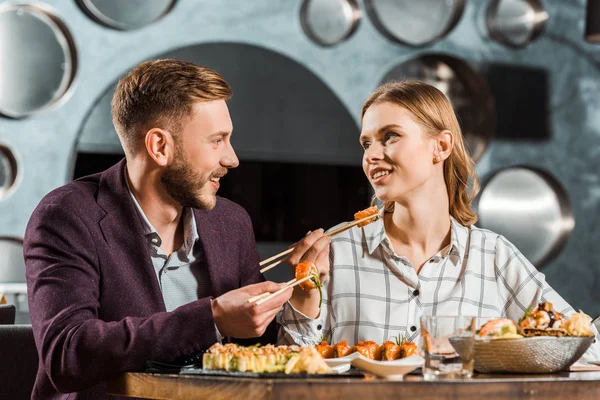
left=360, top=102, right=438, bottom=203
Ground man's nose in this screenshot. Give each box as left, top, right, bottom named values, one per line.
left=221, top=143, right=239, bottom=168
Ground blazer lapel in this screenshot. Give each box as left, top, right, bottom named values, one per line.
left=96, top=160, right=165, bottom=311
left=194, top=207, right=230, bottom=297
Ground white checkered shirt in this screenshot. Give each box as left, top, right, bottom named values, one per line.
left=277, top=215, right=600, bottom=362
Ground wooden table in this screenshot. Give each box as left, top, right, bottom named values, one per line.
left=108, top=370, right=600, bottom=399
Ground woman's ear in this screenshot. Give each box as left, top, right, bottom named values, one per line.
left=145, top=128, right=174, bottom=167
left=435, top=130, right=454, bottom=162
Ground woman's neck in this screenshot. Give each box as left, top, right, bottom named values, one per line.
left=384, top=182, right=452, bottom=265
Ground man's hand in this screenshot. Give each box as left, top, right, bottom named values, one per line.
left=211, top=281, right=293, bottom=338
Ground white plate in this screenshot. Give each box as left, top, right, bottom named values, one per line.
left=350, top=354, right=424, bottom=380
left=324, top=352, right=360, bottom=367
left=329, top=363, right=352, bottom=374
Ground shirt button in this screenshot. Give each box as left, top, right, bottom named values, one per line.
left=410, top=326, right=417, bottom=332
left=317, top=324, right=322, bottom=330
left=413, top=289, right=420, bottom=296
left=152, top=237, right=159, bottom=244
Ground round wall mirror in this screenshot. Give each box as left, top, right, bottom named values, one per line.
left=0, top=4, right=77, bottom=118
left=365, top=0, right=465, bottom=47
left=475, top=166, right=574, bottom=269
left=300, top=0, right=361, bottom=47
left=487, top=0, right=548, bottom=48
left=0, top=143, right=21, bottom=201
left=76, top=0, right=176, bottom=30
left=380, top=54, right=495, bottom=162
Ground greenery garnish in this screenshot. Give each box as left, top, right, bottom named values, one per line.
left=311, top=272, right=323, bottom=308
left=394, top=333, right=406, bottom=347
left=518, top=307, right=533, bottom=325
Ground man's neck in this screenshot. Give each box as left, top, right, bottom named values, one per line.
left=126, top=162, right=184, bottom=254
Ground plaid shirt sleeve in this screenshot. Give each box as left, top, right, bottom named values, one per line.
left=495, top=235, right=600, bottom=362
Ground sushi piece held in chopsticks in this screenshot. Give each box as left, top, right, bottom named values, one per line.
left=295, top=261, right=323, bottom=308
left=353, top=206, right=380, bottom=227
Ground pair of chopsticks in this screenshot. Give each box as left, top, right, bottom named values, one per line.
left=248, top=276, right=313, bottom=306
left=258, top=212, right=380, bottom=274
left=247, top=212, right=380, bottom=306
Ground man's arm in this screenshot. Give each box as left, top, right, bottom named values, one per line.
left=24, top=202, right=219, bottom=393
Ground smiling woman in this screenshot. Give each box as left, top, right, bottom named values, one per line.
left=277, top=80, right=600, bottom=367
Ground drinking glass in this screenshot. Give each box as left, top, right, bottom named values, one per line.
left=420, top=315, right=476, bottom=380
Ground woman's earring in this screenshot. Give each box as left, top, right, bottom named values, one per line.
left=434, top=155, right=441, bottom=162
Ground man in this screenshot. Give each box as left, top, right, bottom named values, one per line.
left=24, top=59, right=292, bottom=399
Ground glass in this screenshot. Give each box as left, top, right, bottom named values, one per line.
left=420, top=315, right=476, bottom=380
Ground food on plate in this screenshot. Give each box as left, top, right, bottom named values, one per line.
left=315, top=340, right=334, bottom=359
left=562, top=311, right=595, bottom=337
left=317, top=337, right=418, bottom=361
left=478, top=318, right=523, bottom=339
left=519, top=302, right=567, bottom=337
left=353, top=340, right=382, bottom=360
left=400, top=339, right=419, bottom=358
left=202, top=343, right=332, bottom=374
left=294, top=261, right=323, bottom=307
left=333, top=339, right=353, bottom=358
left=380, top=335, right=419, bottom=360
left=379, top=340, right=402, bottom=361
left=353, top=206, right=380, bottom=227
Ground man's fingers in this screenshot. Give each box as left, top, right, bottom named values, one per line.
left=253, top=284, right=293, bottom=311
left=245, top=280, right=284, bottom=295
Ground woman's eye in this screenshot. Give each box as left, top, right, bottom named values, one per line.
left=361, top=142, right=370, bottom=150
left=385, top=132, right=398, bottom=142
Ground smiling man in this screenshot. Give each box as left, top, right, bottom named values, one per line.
left=23, top=59, right=292, bottom=399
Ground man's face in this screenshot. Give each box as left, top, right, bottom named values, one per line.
left=161, top=100, right=239, bottom=210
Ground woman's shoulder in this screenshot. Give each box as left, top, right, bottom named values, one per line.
left=466, top=223, right=525, bottom=259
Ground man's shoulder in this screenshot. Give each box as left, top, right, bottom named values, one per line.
left=37, top=174, right=102, bottom=210
left=212, top=196, right=251, bottom=220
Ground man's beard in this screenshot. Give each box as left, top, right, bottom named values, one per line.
left=161, top=155, right=216, bottom=210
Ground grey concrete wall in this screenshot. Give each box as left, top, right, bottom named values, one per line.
left=1, top=0, right=599, bottom=313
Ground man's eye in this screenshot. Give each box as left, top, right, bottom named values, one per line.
left=361, top=142, right=370, bottom=150
left=215, top=139, right=222, bottom=145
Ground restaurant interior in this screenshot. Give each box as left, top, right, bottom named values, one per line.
left=1, top=0, right=600, bottom=399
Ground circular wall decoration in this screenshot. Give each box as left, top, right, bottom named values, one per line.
left=380, top=54, right=495, bottom=162
left=365, top=0, right=465, bottom=47
left=486, top=0, right=548, bottom=48
left=300, top=0, right=361, bottom=47
left=0, top=4, right=77, bottom=118
left=475, top=166, right=574, bottom=269
left=77, top=0, right=176, bottom=30
left=0, top=237, right=25, bottom=282
left=0, top=143, right=21, bottom=201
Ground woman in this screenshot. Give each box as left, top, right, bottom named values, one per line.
left=277, top=80, right=600, bottom=361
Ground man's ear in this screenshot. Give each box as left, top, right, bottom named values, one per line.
left=435, top=129, right=454, bottom=162
left=145, top=128, right=174, bottom=167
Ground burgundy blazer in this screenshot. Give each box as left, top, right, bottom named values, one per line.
left=24, top=159, right=275, bottom=399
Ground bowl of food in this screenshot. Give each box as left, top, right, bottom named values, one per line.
left=450, top=304, right=596, bottom=374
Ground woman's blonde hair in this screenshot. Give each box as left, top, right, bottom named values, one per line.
left=362, top=80, right=479, bottom=226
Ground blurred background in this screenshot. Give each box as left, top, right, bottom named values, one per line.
left=1, top=0, right=600, bottom=324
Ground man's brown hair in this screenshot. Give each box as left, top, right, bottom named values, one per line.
left=111, top=59, right=232, bottom=155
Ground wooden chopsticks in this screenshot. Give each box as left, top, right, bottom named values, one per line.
left=258, top=212, right=380, bottom=274
left=249, top=276, right=313, bottom=306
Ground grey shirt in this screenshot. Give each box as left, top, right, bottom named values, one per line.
left=127, top=179, right=222, bottom=341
